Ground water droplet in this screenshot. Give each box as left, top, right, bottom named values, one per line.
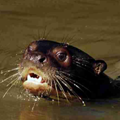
left=52, top=99, right=54, bottom=102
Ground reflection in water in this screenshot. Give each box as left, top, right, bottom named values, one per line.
left=1, top=95, right=120, bottom=120
left=1, top=0, right=120, bottom=120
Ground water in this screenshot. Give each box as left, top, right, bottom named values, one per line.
left=0, top=0, right=120, bottom=119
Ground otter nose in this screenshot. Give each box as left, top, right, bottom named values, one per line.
left=38, top=55, right=46, bottom=63
left=29, top=53, right=47, bottom=64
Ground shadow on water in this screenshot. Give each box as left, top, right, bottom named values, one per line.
left=1, top=0, right=120, bottom=120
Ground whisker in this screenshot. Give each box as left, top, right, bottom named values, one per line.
left=64, top=76, right=92, bottom=93
left=15, top=77, right=22, bottom=88
left=43, top=29, right=52, bottom=40
left=53, top=79, right=60, bottom=104
left=65, top=34, right=76, bottom=45
left=0, top=73, right=19, bottom=84
left=0, top=67, right=19, bottom=75
left=67, top=36, right=78, bottom=45
left=59, top=70, right=93, bottom=87
left=55, top=72, right=87, bottom=105
left=5, top=68, right=19, bottom=73
left=66, top=90, right=73, bottom=99
left=29, top=34, right=38, bottom=41
left=61, top=34, right=69, bottom=44
left=67, top=80, right=91, bottom=98
left=37, top=29, right=41, bottom=40
left=2, top=79, right=18, bottom=98
left=31, top=100, right=37, bottom=112
left=42, top=26, right=47, bottom=39
left=17, top=87, right=26, bottom=99
left=59, top=71, right=92, bottom=98
left=55, top=78, right=70, bottom=103
left=15, top=84, right=24, bottom=99
left=6, top=77, right=19, bottom=87
left=48, top=78, right=52, bottom=94
left=58, top=76, right=86, bottom=106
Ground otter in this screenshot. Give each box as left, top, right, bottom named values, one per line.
left=19, top=40, right=120, bottom=102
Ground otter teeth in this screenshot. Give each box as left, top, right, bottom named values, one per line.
left=27, top=74, right=42, bottom=83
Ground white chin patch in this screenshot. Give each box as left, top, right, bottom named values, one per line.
left=27, top=74, right=42, bottom=84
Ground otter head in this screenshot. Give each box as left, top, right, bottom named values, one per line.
left=19, top=40, right=108, bottom=100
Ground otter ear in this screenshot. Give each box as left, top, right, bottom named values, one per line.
left=93, top=60, right=107, bottom=75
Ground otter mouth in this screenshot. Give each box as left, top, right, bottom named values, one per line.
left=26, top=73, right=45, bottom=84
left=21, top=68, right=52, bottom=96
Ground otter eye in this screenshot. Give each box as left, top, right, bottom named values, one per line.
left=56, top=52, right=67, bottom=62
left=52, top=47, right=72, bottom=67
